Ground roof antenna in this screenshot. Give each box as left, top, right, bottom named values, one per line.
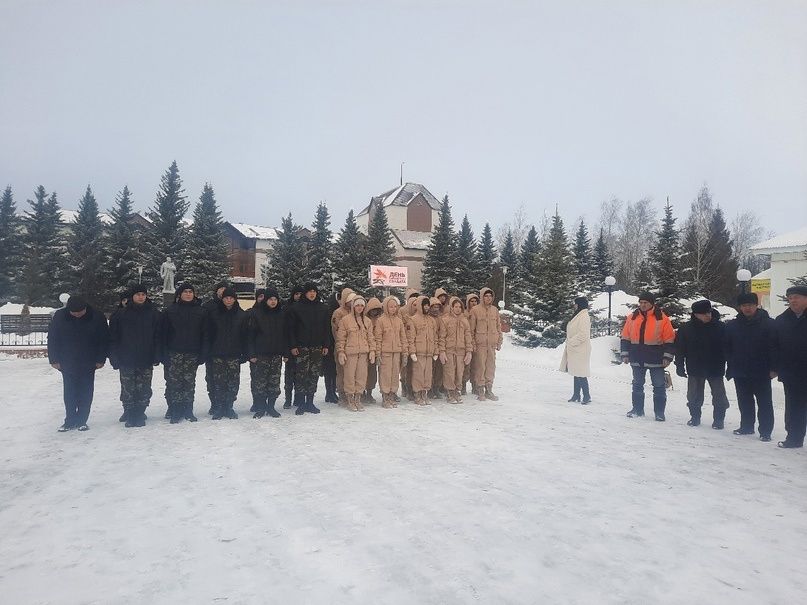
left=400, top=161, right=405, bottom=186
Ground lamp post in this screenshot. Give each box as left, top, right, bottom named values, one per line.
left=501, top=265, right=509, bottom=309
left=331, top=272, right=338, bottom=296
left=737, top=268, right=752, bottom=294
left=604, top=275, right=617, bottom=335
left=58, top=293, right=70, bottom=308
left=137, top=265, right=143, bottom=283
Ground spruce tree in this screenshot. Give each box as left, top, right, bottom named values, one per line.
left=591, top=227, right=614, bottom=290
left=263, top=213, right=307, bottom=300
left=67, top=185, right=106, bottom=309
left=22, top=186, right=69, bottom=306
left=0, top=186, right=21, bottom=300
left=512, top=213, right=574, bottom=348
left=421, top=195, right=459, bottom=295
left=648, top=201, right=685, bottom=323
left=182, top=184, right=232, bottom=298
left=145, top=161, right=189, bottom=297
left=790, top=251, right=807, bottom=289
left=306, top=202, right=334, bottom=296
left=366, top=201, right=397, bottom=297
left=102, top=186, right=145, bottom=306
left=332, top=210, right=369, bottom=293
left=509, top=225, right=541, bottom=338
left=476, top=222, right=497, bottom=288
left=455, top=215, right=480, bottom=297
left=633, top=258, right=653, bottom=295
left=571, top=219, right=597, bottom=297
left=701, top=207, right=738, bottom=304
left=498, top=229, right=518, bottom=308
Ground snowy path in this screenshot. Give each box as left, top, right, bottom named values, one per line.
left=1, top=341, right=805, bottom=605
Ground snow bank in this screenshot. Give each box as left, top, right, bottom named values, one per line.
left=591, top=290, right=735, bottom=319
left=0, top=302, right=59, bottom=315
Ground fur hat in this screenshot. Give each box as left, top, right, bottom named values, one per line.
left=786, top=285, right=807, bottom=297
left=737, top=292, right=759, bottom=306
left=66, top=295, right=87, bottom=312
left=691, top=299, right=712, bottom=314
left=638, top=291, right=656, bottom=304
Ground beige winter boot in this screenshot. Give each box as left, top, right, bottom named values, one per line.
left=347, top=394, right=359, bottom=412
left=476, top=385, right=487, bottom=401
left=391, top=392, right=399, bottom=407
left=422, top=390, right=431, bottom=405
left=485, top=385, right=499, bottom=401
left=381, top=393, right=393, bottom=409
left=355, top=393, right=365, bottom=411
left=414, top=390, right=426, bottom=406
left=450, top=390, right=461, bottom=404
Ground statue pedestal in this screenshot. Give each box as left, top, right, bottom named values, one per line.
left=163, top=292, right=174, bottom=307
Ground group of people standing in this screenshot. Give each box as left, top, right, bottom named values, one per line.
left=46, top=280, right=503, bottom=431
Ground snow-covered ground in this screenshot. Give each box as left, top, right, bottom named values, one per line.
left=1, top=337, right=805, bottom=604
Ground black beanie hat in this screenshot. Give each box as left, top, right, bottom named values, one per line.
left=691, top=299, right=712, bottom=314
left=737, top=292, right=759, bottom=306
left=786, top=285, right=807, bottom=297
left=265, top=287, right=280, bottom=300
left=574, top=296, right=589, bottom=310
left=175, top=282, right=195, bottom=297
left=130, top=283, right=148, bottom=296
left=66, top=295, right=87, bottom=312
left=638, top=291, right=656, bottom=305
left=302, top=282, right=318, bottom=296
left=221, top=287, right=237, bottom=299
left=291, top=284, right=305, bottom=296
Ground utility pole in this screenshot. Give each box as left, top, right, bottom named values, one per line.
left=400, top=161, right=405, bottom=186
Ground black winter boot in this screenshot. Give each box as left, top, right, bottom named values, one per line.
left=266, top=395, right=281, bottom=418
left=225, top=402, right=238, bottom=419
left=306, top=394, right=320, bottom=414
left=169, top=405, right=182, bottom=424
left=165, top=404, right=172, bottom=420
left=568, top=377, right=581, bottom=402
left=184, top=402, right=198, bottom=422
left=293, top=392, right=304, bottom=407
left=136, top=405, right=147, bottom=427
left=252, top=396, right=266, bottom=418
left=283, top=393, right=292, bottom=409
left=712, top=409, right=726, bottom=430
left=119, top=409, right=128, bottom=422
left=211, top=401, right=225, bottom=420
left=125, top=407, right=136, bottom=428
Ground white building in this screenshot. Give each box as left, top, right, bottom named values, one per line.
left=356, top=182, right=441, bottom=291
left=751, top=226, right=807, bottom=315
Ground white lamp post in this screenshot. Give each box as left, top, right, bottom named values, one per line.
left=736, top=268, right=752, bottom=294
left=58, top=293, right=70, bottom=307
left=501, top=265, right=509, bottom=309
left=604, top=275, right=617, bottom=335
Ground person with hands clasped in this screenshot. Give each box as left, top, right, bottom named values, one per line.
left=407, top=296, right=439, bottom=406
left=336, top=296, right=376, bottom=412
left=441, top=296, right=473, bottom=404
left=374, top=296, right=409, bottom=408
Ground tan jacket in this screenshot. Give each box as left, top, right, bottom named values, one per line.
left=365, top=297, right=383, bottom=323
left=429, top=297, right=447, bottom=353
left=336, top=309, right=375, bottom=356
left=469, top=287, right=503, bottom=349
left=442, top=296, right=473, bottom=355
left=331, top=289, right=355, bottom=338
left=374, top=296, right=409, bottom=354
left=407, top=295, right=438, bottom=356
left=464, top=293, right=479, bottom=319
left=434, top=287, right=450, bottom=316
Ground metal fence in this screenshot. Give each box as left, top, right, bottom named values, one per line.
left=0, top=314, right=51, bottom=347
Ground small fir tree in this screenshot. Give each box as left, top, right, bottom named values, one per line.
left=306, top=202, right=334, bottom=296
left=332, top=210, right=369, bottom=293
left=476, top=222, right=497, bottom=288
left=366, top=200, right=397, bottom=297
left=0, top=186, right=21, bottom=300
left=102, top=186, right=145, bottom=307
left=648, top=201, right=686, bottom=323
left=182, top=184, right=232, bottom=298
left=421, top=195, right=459, bottom=295
left=498, top=229, right=518, bottom=308
left=702, top=207, right=738, bottom=304
left=67, top=185, right=106, bottom=309
left=455, top=215, right=480, bottom=297
left=571, top=219, right=598, bottom=297
left=22, top=187, right=69, bottom=306
left=591, top=227, right=615, bottom=290
left=263, top=213, right=307, bottom=300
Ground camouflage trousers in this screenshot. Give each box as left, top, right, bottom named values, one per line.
left=166, top=352, right=200, bottom=407
left=250, top=355, right=282, bottom=400
left=119, top=367, right=154, bottom=408
left=210, top=357, right=242, bottom=406
left=296, top=347, right=323, bottom=395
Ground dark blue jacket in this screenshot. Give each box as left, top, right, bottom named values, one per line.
left=160, top=298, right=208, bottom=362
left=723, top=308, right=776, bottom=381
left=247, top=301, right=288, bottom=357
left=47, top=306, right=109, bottom=373
left=207, top=300, right=248, bottom=361
left=108, top=299, right=161, bottom=369
left=774, top=308, right=807, bottom=384
left=674, top=309, right=726, bottom=378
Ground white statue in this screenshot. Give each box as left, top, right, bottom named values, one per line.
left=160, top=257, right=176, bottom=293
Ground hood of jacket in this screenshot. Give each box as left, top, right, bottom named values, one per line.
left=383, top=295, right=401, bottom=316
left=365, top=297, right=383, bottom=315
left=404, top=288, right=420, bottom=302
left=465, top=293, right=479, bottom=308
left=339, top=288, right=355, bottom=310
left=447, top=295, right=463, bottom=315
left=479, top=287, right=494, bottom=303
left=415, top=295, right=430, bottom=317
left=434, top=287, right=448, bottom=300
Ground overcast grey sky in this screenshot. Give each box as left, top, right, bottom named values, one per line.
left=1, top=0, right=805, bottom=235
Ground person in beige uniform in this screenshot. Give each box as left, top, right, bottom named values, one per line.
left=331, top=288, right=355, bottom=405
left=428, top=296, right=447, bottom=399
left=434, top=288, right=450, bottom=315
left=336, top=296, right=375, bottom=412
left=407, top=295, right=439, bottom=405
left=362, top=297, right=383, bottom=403
left=402, top=291, right=420, bottom=400
left=469, top=287, right=503, bottom=401
left=374, top=295, right=409, bottom=408
left=462, top=293, right=479, bottom=395
left=441, top=296, right=473, bottom=403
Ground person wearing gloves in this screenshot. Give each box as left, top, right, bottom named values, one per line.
left=336, top=296, right=376, bottom=412
left=400, top=289, right=420, bottom=400
left=374, top=296, right=409, bottom=408
left=469, top=287, right=503, bottom=401
left=723, top=292, right=777, bottom=441
left=331, top=287, right=355, bottom=404
left=774, top=285, right=807, bottom=449
left=560, top=297, right=592, bottom=404
left=247, top=287, right=286, bottom=419
left=207, top=288, right=249, bottom=420
left=675, top=300, right=729, bottom=429
left=462, top=293, right=479, bottom=395
left=428, top=296, right=447, bottom=399
left=108, top=283, right=161, bottom=428
left=407, top=296, right=439, bottom=405
left=48, top=295, right=109, bottom=432
left=362, top=297, right=384, bottom=404
left=441, top=296, right=473, bottom=403
left=160, top=283, right=208, bottom=424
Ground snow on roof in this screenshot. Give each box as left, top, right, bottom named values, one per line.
left=59, top=209, right=114, bottom=225
left=229, top=223, right=279, bottom=240
left=752, top=268, right=771, bottom=280
left=751, top=226, right=807, bottom=253
left=392, top=229, right=432, bottom=250
left=358, top=182, right=441, bottom=216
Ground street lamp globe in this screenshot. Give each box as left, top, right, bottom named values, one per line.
left=58, top=293, right=70, bottom=306
left=604, top=275, right=616, bottom=287
left=736, top=269, right=752, bottom=283
left=502, top=265, right=509, bottom=275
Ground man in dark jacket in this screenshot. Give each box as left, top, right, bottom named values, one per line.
left=161, top=283, right=207, bottom=423
left=323, top=289, right=340, bottom=403
left=48, top=295, right=109, bottom=432
left=724, top=292, right=777, bottom=441
left=675, top=300, right=730, bottom=429
left=285, top=282, right=330, bottom=415
left=283, top=285, right=304, bottom=408
left=774, top=286, right=807, bottom=448
left=247, top=287, right=286, bottom=418
left=108, top=283, right=161, bottom=428
left=202, top=281, right=229, bottom=414
left=207, top=287, right=248, bottom=420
